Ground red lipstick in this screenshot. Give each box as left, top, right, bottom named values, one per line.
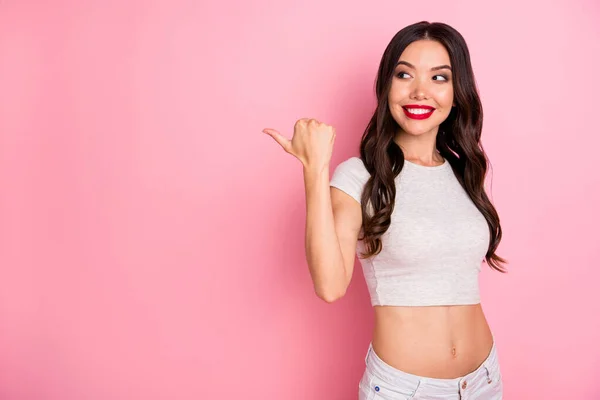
left=402, top=104, right=435, bottom=120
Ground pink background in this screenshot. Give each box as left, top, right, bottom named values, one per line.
left=1, top=0, right=599, bottom=399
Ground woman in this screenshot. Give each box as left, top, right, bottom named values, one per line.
left=263, top=21, right=506, bottom=399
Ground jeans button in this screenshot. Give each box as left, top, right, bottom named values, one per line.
left=462, top=381, right=467, bottom=389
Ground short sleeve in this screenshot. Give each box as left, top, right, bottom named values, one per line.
left=329, top=157, right=370, bottom=204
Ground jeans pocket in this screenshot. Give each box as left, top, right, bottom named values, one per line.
left=488, top=364, right=503, bottom=389
left=361, top=371, right=416, bottom=400
left=358, top=371, right=371, bottom=400
left=494, top=366, right=504, bottom=394
left=471, top=364, right=503, bottom=398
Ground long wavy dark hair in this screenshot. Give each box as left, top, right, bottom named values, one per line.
left=357, top=21, right=508, bottom=273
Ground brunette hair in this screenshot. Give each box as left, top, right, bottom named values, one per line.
left=357, top=21, right=508, bottom=272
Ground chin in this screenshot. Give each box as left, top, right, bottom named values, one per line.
left=396, top=119, right=439, bottom=136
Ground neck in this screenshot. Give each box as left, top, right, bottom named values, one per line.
left=393, top=129, right=442, bottom=164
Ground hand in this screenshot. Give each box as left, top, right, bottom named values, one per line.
left=263, top=118, right=336, bottom=170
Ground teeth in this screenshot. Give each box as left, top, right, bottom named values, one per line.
left=406, top=108, right=433, bottom=114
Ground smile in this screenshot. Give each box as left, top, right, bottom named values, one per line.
left=402, top=105, right=435, bottom=120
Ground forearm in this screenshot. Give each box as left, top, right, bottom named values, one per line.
left=303, top=165, right=346, bottom=302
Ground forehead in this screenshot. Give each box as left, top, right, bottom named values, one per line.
left=397, top=40, right=451, bottom=68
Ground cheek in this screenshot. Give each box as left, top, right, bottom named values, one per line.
left=437, top=86, right=454, bottom=107
left=388, top=88, right=403, bottom=104
left=388, top=81, right=411, bottom=101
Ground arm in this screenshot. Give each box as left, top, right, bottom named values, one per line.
left=261, top=120, right=362, bottom=303
left=304, top=165, right=362, bottom=303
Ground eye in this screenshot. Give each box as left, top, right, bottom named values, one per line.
left=395, top=71, right=450, bottom=82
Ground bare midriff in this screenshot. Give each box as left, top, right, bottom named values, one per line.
left=371, top=304, right=494, bottom=379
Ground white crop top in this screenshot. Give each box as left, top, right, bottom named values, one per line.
left=330, top=156, right=490, bottom=306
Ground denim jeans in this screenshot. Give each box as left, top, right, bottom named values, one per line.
left=358, top=339, right=503, bottom=399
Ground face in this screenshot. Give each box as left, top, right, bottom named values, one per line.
left=388, top=39, right=454, bottom=138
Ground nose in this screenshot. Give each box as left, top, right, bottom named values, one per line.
left=410, top=79, right=429, bottom=100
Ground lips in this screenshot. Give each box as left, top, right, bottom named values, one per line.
left=402, top=104, right=435, bottom=120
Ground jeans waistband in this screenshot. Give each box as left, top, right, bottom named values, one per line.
left=364, top=337, right=499, bottom=391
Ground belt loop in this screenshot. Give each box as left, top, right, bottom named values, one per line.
left=364, top=343, right=372, bottom=364
left=411, top=378, right=422, bottom=397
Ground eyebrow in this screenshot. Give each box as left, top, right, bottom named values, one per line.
left=396, top=61, right=452, bottom=71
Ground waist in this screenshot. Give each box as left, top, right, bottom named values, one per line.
left=371, top=304, right=493, bottom=378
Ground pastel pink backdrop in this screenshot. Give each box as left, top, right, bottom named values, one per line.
left=1, top=0, right=598, bottom=399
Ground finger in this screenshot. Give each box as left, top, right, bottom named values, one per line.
left=262, top=128, right=291, bottom=152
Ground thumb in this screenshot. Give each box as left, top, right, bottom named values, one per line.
left=263, top=128, right=292, bottom=153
